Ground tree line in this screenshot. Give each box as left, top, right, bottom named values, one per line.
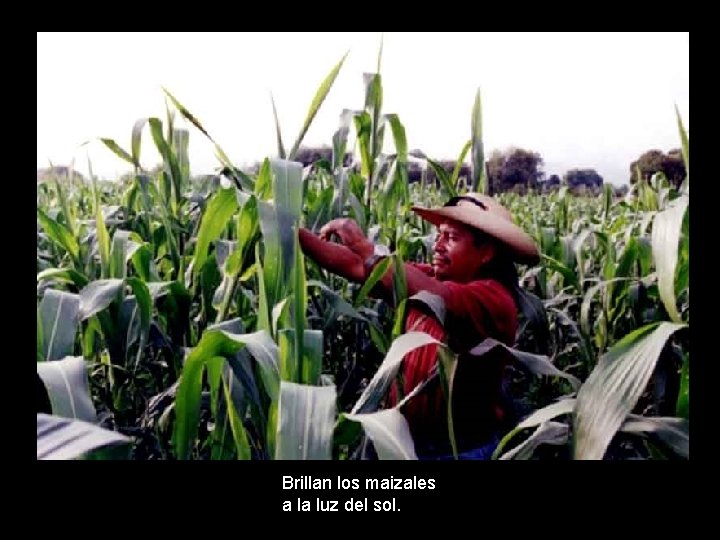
left=291, top=145, right=686, bottom=194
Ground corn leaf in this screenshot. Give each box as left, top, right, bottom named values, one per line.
left=288, top=51, right=349, bottom=160
left=36, top=356, right=96, bottom=422
left=471, top=88, right=486, bottom=193
left=39, top=289, right=80, bottom=361
left=469, top=338, right=581, bottom=390
left=37, top=208, right=80, bottom=266
left=620, top=414, right=688, bottom=459
left=651, top=195, right=688, bottom=323
left=270, top=93, right=287, bottom=159
left=193, top=186, right=239, bottom=278
left=275, top=381, right=336, bottom=460
left=37, top=413, right=130, bottom=460
left=78, top=279, right=125, bottom=321
left=573, top=321, right=687, bottom=460
left=500, top=421, right=569, bottom=460
left=345, top=408, right=417, bottom=460
left=173, top=329, right=279, bottom=459
left=674, top=104, right=689, bottom=183
left=352, top=331, right=442, bottom=414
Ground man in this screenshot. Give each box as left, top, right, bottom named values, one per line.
left=298, top=193, right=540, bottom=459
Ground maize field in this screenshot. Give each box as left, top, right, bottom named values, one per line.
left=36, top=51, right=689, bottom=460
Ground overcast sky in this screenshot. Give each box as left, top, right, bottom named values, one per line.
left=37, top=32, right=689, bottom=186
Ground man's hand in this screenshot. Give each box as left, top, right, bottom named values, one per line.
left=319, top=218, right=374, bottom=261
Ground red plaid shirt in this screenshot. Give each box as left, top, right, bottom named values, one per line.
left=387, top=263, right=518, bottom=451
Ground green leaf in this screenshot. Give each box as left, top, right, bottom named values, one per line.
left=353, top=111, right=373, bottom=181
left=125, top=277, right=152, bottom=367
left=515, top=287, right=551, bottom=354
left=37, top=413, right=130, bottom=460
left=620, top=414, right=688, bottom=459
left=221, top=376, right=252, bottom=460
left=499, top=421, right=569, bottom=460
left=173, top=329, right=279, bottom=459
left=53, top=175, right=76, bottom=238
left=272, top=159, right=304, bottom=281
left=354, top=256, right=391, bottom=307
left=78, top=279, right=125, bottom=321
left=384, top=114, right=408, bottom=161
left=251, top=159, right=272, bottom=202
left=301, top=330, right=323, bottom=387
left=493, top=398, right=576, bottom=459
left=36, top=356, right=97, bottom=422
left=255, top=243, right=271, bottom=333
left=100, top=138, right=134, bottom=166
left=148, top=117, right=183, bottom=210
left=193, top=186, right=239, bottom=278
left=407, top=291, right=446, bottom=326
left=110, top=230, right=139, bottom=280
left=471, top=88, right=486, bottom=193
left=131, top=118, right=148, bottom=168
left=426, top=158, right=454, bottom=199
left=37, top=268, right=89, bottom=290
left=580, top=278, right=632, bottom=337
left=345, top=409, right=418, bottom=460
left=39, top=289, right=80, bottom=361
left=363, top=73, right=384, bottom=186
left=332, top=109, right=353, bottom=172
left=91, top=178, right=111, bottom=279
left=542, top=254, right=580, bottom=294
left=37, top=208, right=80, bottom=266
left=162, top=87, right=214, bottom=141
left=651, top=196, right=688, bottom=323
left=37, top=305, right=44, bottom=362
left=130, top=244, right=157, bottom=282
left=270, top=93, right=287, bottom=159
left=352, top=331, right=442, bottom=414
left=275, top=381, right=336, bottom=460
left=674, top=104, right=689, bottom=183
left=470, top=338, right=581, bottom=390
left=292, top=233, right=307, bottom=382
left=449, top=141, right=472, bottom=197
left=573, top=322, right=687, bottom=460
left=288, top=51, right=349, bottom=160
left=676, top=354, right=689, bottom=418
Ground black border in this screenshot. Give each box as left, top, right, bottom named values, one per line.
left=34, top=32, right=698, bottom=520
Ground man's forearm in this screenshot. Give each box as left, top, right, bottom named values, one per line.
left=375, top=262, right=450, bottom=302
left=299, top=227, right=450, bottom=302
left=299, top=228, right=365, bottom=283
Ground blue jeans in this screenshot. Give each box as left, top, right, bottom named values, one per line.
left=418, top=434, right=500, bottom=461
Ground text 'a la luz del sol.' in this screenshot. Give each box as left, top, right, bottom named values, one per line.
left=281, top=475, right=436, bottom=512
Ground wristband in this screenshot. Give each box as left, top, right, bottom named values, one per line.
left=363, top=253, right=387, bottom=278
left=364, top=243, right=390, bottom=277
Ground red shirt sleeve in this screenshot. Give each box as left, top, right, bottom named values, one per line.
left=441, top=279, right=518, bottom=347
left=406, top=262, right=517, bottom=347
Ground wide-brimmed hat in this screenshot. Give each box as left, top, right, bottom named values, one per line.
left=411, top=193, right=540, bottom=265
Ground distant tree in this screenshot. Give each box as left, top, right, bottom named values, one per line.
left=629, top=148, right=686, bottom=188
left=540, top=174, right=561, bottom=193
left=487, top=147, right=544, bottom=194
left=614, top=184, right=629, bottom=198
left=407, top=159, right=423, bottom=183
left=293, top=145, right=352, bottom=169
left=37, top=166, right=86, bottom=184
left=564, top=168, right=603, bottom=188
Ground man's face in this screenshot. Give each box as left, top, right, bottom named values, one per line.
left=432, top=220, right=495, bottom=282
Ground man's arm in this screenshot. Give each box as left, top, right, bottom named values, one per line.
left=379, top=262, right=451, bottom=302
left=305, top=218, right=453, bottom=303
left=298, top=228, right=365, bottom=283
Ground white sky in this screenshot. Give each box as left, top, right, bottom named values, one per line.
left=37, top=32, right=689, bottom=186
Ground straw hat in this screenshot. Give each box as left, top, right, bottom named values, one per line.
left=411, top=193, right=540, bottom=265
